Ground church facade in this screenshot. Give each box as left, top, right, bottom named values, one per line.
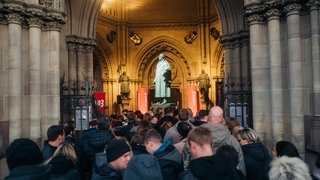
left=0, top=0, right=319, bottom=177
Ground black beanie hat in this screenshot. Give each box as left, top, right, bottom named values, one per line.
left=6, top=138, right=43, bottom=171
left=106, top=138, right=131, bottom=162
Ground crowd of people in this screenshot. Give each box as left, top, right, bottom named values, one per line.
left=4, top=106, right=320, bottom=180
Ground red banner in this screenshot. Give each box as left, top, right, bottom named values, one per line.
left=94, top=92, right=106, bottom=115
left=137, top=88, right=148, bottom=114
left=187, top=86, right=199, bottom=116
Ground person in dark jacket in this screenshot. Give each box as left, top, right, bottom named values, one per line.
left=236, top=127, right=271, bottom=180
left=5, top=138, right=52, bottom=180
left=92, top=138, right=132, bottom=180
left=115, top=112, right=136, bottom=142
left=77, top=119, right=98, bottom=179
left=123, top=154, right=163, bottom=180
left=144, top=128, right=183, bottom=180
left=42, top=125, right=65, bottom=161
left=179, top=127, right=244, bottom=180
left=44, top=143, right=81, bottom=179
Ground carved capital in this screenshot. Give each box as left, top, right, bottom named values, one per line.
left=28, top=17, right=43, bottom=28
left=67, top=43, right=78, bottom=51
left=266, top=8, right=281, bottom=20
left=307, top=0, right=320, bottom=11
left=44, top=21, right=63, bottom=31
left=284, top=3, right=302, bottom=16
left=247, top=14, right=264, bottom=25
left=6, top=13, right=24, bottom=24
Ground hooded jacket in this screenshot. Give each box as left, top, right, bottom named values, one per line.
left=179, top=155, right=245, bottom=180
left=91, top=152, right=122, bottom=180
left=201, top=123, right=246, bottom=175
left=241, top=141, right=271, bottom=180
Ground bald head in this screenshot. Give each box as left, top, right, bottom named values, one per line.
left=208, top=106, right=224, bottom=124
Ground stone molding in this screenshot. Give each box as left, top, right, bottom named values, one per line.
left=1, top=1, right=66, bottom=29
left=219, top=31, right=249, bottom=49
left=28, top=17, right=43, bottom=28
left=66, top=35, right=97, bottom=52
left=243, top=0, right=310, bottom=23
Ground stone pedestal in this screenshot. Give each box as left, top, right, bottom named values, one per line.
left=150, top=103, right=176, bottom=114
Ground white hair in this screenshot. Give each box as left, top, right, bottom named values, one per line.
left=269, top=156, right=312, bottom=180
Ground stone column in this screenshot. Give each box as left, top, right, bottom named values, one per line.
left=266, top=8, right=284, bottom=142
left=42, top=22, right=62, bottom=133
left=7, top=13, right=23, bottom=142
left=66, top=42, right=77, bottom=94
left=285, top=3, right=305, bottom=154
left=28, top=17, right=42, bottom=142
left=310, top=2, right=320, bottom=115
left=247, top=14, right=271, bottom=143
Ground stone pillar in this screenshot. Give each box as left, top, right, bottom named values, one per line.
left=247, top=14, right=272, bottom=143
left=28, top=17, right=42, bottom=142
left=285, top=3, right=305, bottom=154
left=7, top=13, right=23, bottom=142
left=67, top=42, right=77, bottom=94
left=310, top=2, right=320, bottom=115
left=267, top=8, right=285, bottom=142
left=42, top=22, right=62, bottom=134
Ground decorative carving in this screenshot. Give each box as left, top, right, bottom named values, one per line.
left=284, top=3, right=302, bottom=15
left=44, top=21, right=63, bottom=31
left=220, top=31, right=249, bottom=49
left=6, top=13, right=23, bottom=24
left=28, top=17, right=43, bottom=28
left=265, top=8, right=281, bottom=19
left=39, top=0, right=54, bottom=9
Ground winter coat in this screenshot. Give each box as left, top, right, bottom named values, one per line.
left=91, top=152, right=123, bottom=180
left=123, top=154, right=163, bottom=180
left=77, top=128, right=97, bottom=174
left=201, top=123, right=246, bottom=175
left=48, top=156, right=81, bottom=179
left=179, top=155, right=245, bottom=180
left=5, top=164, right=52, bottom=180
left=42, top=141, right=57, bottom=161
left=241, top=141, right=271, bottom=180
left=154, top=139, right=183, bottom=180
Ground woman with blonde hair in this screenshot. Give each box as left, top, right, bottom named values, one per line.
left=236, top=127, right=271, bottom=180
left=45, top=143, right=81, bottom=179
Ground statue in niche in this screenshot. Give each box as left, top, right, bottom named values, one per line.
left=197, top=69, right=211, bottom=99
left=153, top=53, right=171, bottom=104
left=119, top=71, right=130, bottom=99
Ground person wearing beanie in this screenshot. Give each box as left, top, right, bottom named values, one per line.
left=123, top=154, right=164, bottom=180
left=5, top=138, right=52, bottom=180
left=92, top=138, right=132, bottom=180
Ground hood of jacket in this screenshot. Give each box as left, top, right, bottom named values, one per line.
left=241, top=141, right=271, bottom=161
left=89, top=130, right=115, bottom=149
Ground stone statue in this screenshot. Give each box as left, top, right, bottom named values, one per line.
left=153, top=53, right=171, bottom=104
left=198, top=69, right=210, bottom=97
left=119, top=71, right=130, bottom=99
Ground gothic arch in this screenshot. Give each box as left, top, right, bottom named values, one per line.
left=134, top=36, right=194, bottom=81
left=94, top=33, right=113, bottom=80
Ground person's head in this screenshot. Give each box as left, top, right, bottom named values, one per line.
left=187, top=126, right=213, bottom=159
left=236, top=127, right=259, bottom=145
left=144, top=129, right=162, bottom=154
left=268, top=156, right=312, bottom=180
left=89, top=119, right=98, bottom=129
left=64, top=122, right=75, bottom=136
left=201, top=69, right=205, bottom=74
left=123, top=71, right=126, bottom=75
left=216, top=145, right=239, bottom=168
left=127, top=112, right=136, bottom=122
left=272, top=140, right=301, bottom=159
left=164, top=107, right=173, bottom=116
left=106, top=138, right=132, bottom=170
left=159, top=53, right=165, bottom=60
left=225, top=118, right=241, bottom=133
left=6, top=138, right=43, bottom=171
left=187, top=108, right=194, bottom=118
left=231, top=126, right=244, bottom=137
left=177, top=121, right=192, bottom=140
left=45, top=143, right=77, bottom=165
left=130, top=134, right=144, bottom=146
left=178, top=108, right=190, bottom=121
left=47, top=125, right=65, bottom=146
left=97, top=116, right=111, bottom=130
left=208, top=106, right=224, bottom=124
left=196, top=109, right=209, bottom=122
